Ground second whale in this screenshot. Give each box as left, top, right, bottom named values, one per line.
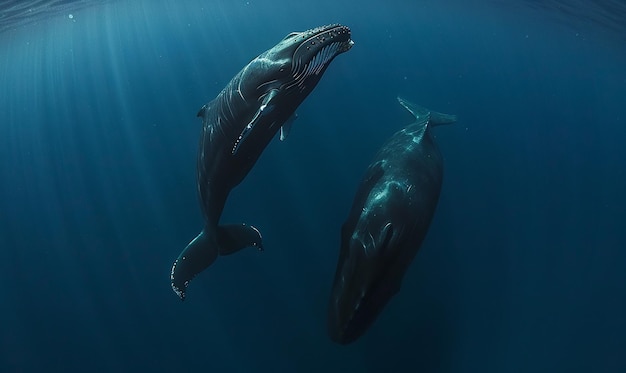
left=328, top=97, right=457, bottom=344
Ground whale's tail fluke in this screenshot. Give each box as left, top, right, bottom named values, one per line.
left=397, top=96, right=457, bottom=127
left=170, top=224, right=263, bottom=300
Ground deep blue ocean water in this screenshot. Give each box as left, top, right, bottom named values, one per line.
left=1, top=1, right=626, bottom=372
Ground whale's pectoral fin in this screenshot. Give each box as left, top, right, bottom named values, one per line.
left=217, top=223, right=264, bottom=255
left=279, top=113, right=297, bottom=141
left=170, top=229, right=218, bottom=301
left=232, top=90, right=279, bottom=155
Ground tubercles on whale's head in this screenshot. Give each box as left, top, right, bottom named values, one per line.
left=252, top=24, right=354, bottom=94
left=287, top=24, right=353, bottom=90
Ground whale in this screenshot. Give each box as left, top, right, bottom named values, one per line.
left=171, top=24, right=354, bottom=300
left=327, top=97, right=456, bottom=344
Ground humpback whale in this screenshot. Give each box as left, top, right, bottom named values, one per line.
left=328, top=97, right=456, bottom=344
left=171, top=24, right=353, bottom=300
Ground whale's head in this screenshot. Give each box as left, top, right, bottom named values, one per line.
left=220, top=24, right=352, bottom=156
left=328, top=177, right=412, bottom=345
left=240, top=24, right=353, bottom=99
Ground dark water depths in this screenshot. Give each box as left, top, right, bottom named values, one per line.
left=1, top=1, right=625, bottom=372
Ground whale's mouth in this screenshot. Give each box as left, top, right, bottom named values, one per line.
left=286, top=24, right=353, bottom=90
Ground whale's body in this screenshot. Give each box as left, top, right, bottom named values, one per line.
left=328, top=97, right=456, bottom=344
left=171, top=25, right=353, bottom=300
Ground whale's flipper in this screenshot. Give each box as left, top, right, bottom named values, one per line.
left=232, top=90, right=278, bottom=155
left=279, top=113, right=297, bottom=141
left=170, top=224, right=263, bottom=300
left=397, top=96, right=457, bottom=127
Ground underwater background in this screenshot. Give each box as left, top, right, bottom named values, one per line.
left=1, top=0, right=626, bottom=372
